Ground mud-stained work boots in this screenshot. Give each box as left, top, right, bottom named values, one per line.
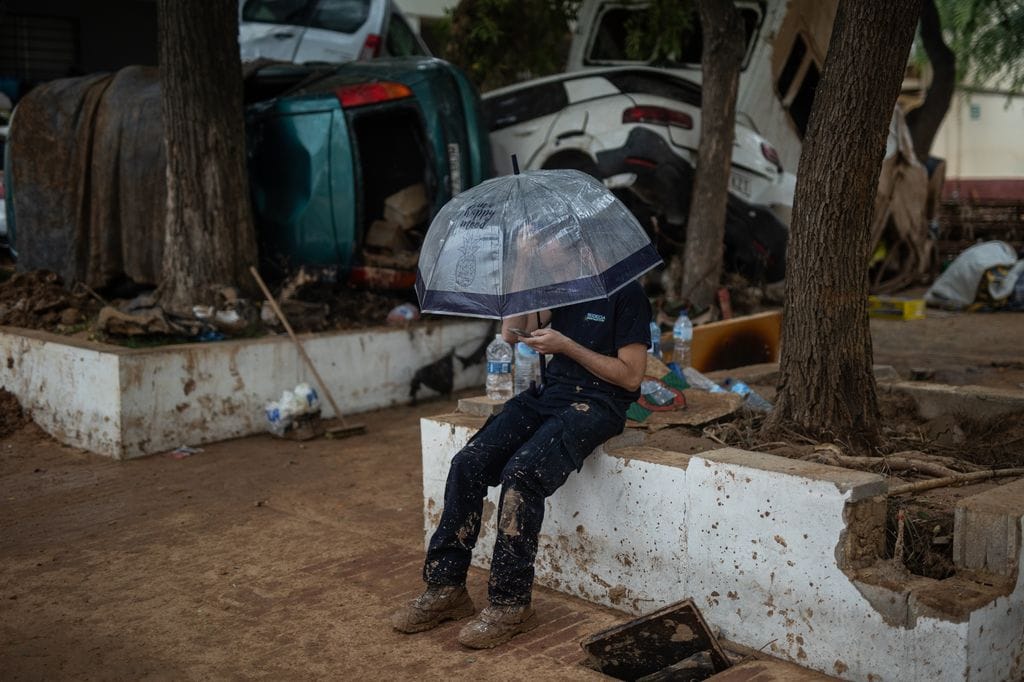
left=391, top=585, right=476, bottom=633
left=456, top=604, right=538, bottom=649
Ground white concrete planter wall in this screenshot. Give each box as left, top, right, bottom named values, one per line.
left=0, top=321, right=488, bottom=458
left=422, top=414, right=1024, bottom=682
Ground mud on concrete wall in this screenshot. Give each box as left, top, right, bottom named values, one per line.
left=1, top=320, right=489, bottom=459
left=421, top=416, right=1024, bottom=681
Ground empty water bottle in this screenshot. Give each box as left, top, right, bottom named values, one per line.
left=672, top=309, right=693, bottom=367
left=293, top=383, right=320, bottom=413
left=724, top=379, right=773, bottom=412
left=648, top=320, right=661, bottom=358
left=640, top=379, right=677, bottom=407
left=514, top=342, right=541, bottom=395
left=264, top=400, right=291, bottom=437
left=485, top=333, right=514, bottom=400
left=682, top=366, right=725, bottom=393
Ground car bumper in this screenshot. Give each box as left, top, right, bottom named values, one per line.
left=595, top=127, right=696, bottom=226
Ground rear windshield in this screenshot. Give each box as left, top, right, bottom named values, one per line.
left=602, top=71, right=701, bottom=107
left=588, top=4, right=762, bottom=68
left=242, top=0, right=371, bottom=33
left=483, top=82, right=569, bottom=131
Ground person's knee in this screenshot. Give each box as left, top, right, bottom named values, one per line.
left=499, top=458, right=553, bottom=498
left=450, top=447, right=481, bottom=475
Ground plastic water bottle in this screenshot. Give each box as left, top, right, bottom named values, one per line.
left=294, top=383, right=320, bottom=413
left=682, top=366, right=725, bottom=393
left=640, top=379, right=677, bottom=407
left=264, top=401, right=291, bottom=437
left=672, top=310, right=693, bottom=367
left=724, top=379, right=773, bottom=412
left=514, top=342, right=541, bottom=395
left=485, top=333, right=513, bottom=400
left=648, top=320, right=661, bottom=358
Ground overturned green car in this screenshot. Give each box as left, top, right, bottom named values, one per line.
left=246, top=57, right=493, bottom=287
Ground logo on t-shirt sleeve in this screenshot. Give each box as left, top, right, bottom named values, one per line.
left=584, top=313, right=606, bottom=323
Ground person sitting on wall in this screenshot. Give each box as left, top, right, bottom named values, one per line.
left=390, top=243, right=651, bottom=648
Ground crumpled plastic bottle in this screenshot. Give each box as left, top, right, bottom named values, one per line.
left=641, top=379, right=677, bottom=407
left=264, top=400, right=291, bottom=437
left=723, top=379, right=773, bottom=412
left=293, top=383, right=320, bottom=412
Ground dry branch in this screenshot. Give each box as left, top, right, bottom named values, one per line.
left=888, top=468, right=1024, bottom=495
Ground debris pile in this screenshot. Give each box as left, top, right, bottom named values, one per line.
left=0, top=270, right=99, bottom=332
left=0, top=263, right=422, bottom=343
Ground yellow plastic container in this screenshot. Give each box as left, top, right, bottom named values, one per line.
left=868, top=295, right=926, bottom=320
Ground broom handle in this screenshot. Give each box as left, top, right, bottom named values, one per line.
left=249, top=266, right=348, bottom=426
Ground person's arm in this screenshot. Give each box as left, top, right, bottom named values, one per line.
left=520, top=329, right=647, bottom=391
left=501, top=310, right=552, bottom=345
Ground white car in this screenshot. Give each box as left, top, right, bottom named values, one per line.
left=483, top=67, right=795, bottom=229
left=238, top=0, right=430, bottom=65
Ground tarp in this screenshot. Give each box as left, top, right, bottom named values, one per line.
left=925, top=240, right=1023, bottom=310
left=8, top=67, right=166, bottom=288
left=868, top=106, right=934, bottom=294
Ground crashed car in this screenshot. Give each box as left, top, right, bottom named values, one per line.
left=483, top=67, right=792, bottom=281
left=3, top=57, right=492, bottom=291
left=239, top=0, right=430, bottom=64
left=245, top=57, right=492, bottom=287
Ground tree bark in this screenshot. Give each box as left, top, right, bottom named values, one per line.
left=156, top=0, right=257, bottom=313
left=680, top=0, right=745, bottom=311
left=765, top=0, right=922, bottom=446
left=906, top=0, right=956, bottom=163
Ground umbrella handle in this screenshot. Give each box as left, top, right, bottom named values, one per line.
left=511, top=153, right=520, bottom=175
left=535, top=309, right=545, bottom=384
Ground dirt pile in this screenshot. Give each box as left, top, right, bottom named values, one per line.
left=0, top=270, right=99, bottom=333
left=0, top=265, right=418, bottom=341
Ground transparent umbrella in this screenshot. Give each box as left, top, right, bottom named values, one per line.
left=416, top=167, right=662, bottom=319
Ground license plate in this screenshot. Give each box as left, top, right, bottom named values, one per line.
left=447, top=143, right=462, bottom=195
left=729, top=170, right=752, bottom=198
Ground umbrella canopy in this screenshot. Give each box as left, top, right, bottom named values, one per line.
left=416, top=169, right=662, bottom=319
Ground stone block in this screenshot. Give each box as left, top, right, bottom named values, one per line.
left=456, top=395, right=506, bottom=417
left=954, top=478, right=1024, bottom=577
left=885, top=381, right=1024, bottom=420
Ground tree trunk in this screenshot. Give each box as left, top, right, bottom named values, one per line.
left=156, top=0, right=257, bottom=313
left=765, top=0, right=921, bottom=446
left=680, top=0, right=745, bottom=311
left=906, top=0, right=956, bottom=163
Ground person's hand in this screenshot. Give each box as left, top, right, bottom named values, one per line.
left=520, top=328, right=571, bottom=355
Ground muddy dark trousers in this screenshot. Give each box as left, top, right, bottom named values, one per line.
left=424, top=389, right=624, bottom=605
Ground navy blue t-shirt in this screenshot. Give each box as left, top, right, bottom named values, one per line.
left=543, top=281, right=652, bottom=415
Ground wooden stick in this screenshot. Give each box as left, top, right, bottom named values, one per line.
left=888, top=468, right=1024, bottom=495
left=249, top=266, right=351, bottom=427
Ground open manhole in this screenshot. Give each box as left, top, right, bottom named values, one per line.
left=580, top=599, right=731, bottom=681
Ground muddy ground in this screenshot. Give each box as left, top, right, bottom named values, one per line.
left=0, top=308, right=1021, bottom=678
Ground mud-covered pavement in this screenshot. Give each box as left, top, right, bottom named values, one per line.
left=0, top=393, right=623, bottom=680
left=1, top=308, right=1022, bottom=679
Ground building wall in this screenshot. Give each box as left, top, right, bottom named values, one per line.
left=931, top=89, right=1024, bottom=198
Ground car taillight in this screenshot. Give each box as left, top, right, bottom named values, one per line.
left=622, top=106, right=693, bottom=129
left=335, top=82, right=413, bottom=108
left=0, top=177, right=5, bottom=200
left=761, top=142, right=782, bottom=171
left=358, top=33, right=382, bottom=60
